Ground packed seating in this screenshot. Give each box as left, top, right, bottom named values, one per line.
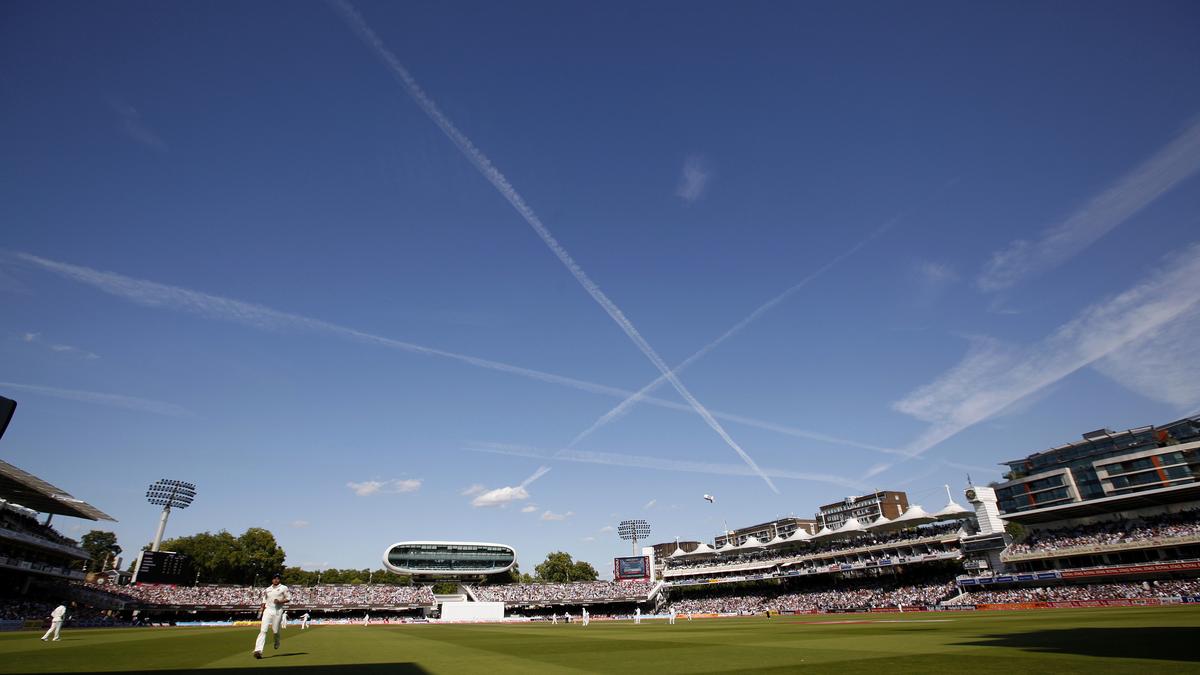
left=1005, top=510, right=1200, bottom=556
left=951, top=580, right=1200, bottom=604
left=471, top=580, right=655, bottom=604
left=94, top=583, right=435, bottom=607
left=666, top=522, right=964, bottom=573
left=666, top=579, right=957, bottom=614
left=0, top=501, right=79, bottom=548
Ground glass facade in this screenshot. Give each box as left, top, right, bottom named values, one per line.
left=385, top=542, right=515, bottom=574
left=996, top=417, right=1200, bottom=514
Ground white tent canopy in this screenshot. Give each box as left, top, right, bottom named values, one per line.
left=933, top=500, right=972, bottom=520
left=866, top=514, right=894, bottom=530
left=891, top=504, right=936, bottom=527
left=832, top=517, right=866, bottom=538
left=811, top=525, right=838, bottom=540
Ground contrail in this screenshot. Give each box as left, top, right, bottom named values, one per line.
left=11, top=252, right=900, bottom=455
left=465, top=442, right=868, bottom=490
left=0, top=382, right=194, bottom=418
left=565, top=217, right=897, bottom=449
left=520, top=465, right=551, bottom=488
left=329, top=0, right=778, bottom=492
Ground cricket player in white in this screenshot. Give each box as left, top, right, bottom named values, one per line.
left=364, top=613, right=370, bottom=626
left=253, top=574, right=290, bottom=659
left=581, top=608, right=589, bottom=627
left=40, top=603, right=66, bottom=641
left=668, top=608, right=677, bottom=625
left=634, top=607, right=641, bottom=625
left=300, top=612, right=310, bottom=629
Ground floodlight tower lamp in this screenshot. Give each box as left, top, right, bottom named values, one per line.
left=146, top=479, right=197, bottom=552
left=617, top=519, right=651, bottom=556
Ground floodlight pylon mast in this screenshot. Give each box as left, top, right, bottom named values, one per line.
left=145, top=479, right=197, bottom=552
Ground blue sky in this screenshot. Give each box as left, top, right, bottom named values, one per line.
left=2, top=0, right=1199, bottom=577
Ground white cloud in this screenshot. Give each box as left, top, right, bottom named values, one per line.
left=346, top=478, right=422, bottom=497
left=891, top=243, right=1200, bottom=466
left=581, top=536, right=595, bottom=542
left=599, top=525, right=615, bottom=533
left=541, top=510, right=573, bottom=521
left=22, top=332, right=39, bottom=342
left=470, top=466, right=550, bottom=508
left=979, top=116, right=1200, bottom=291
left=49, top=344, right=100, bottom=359
left=290, top=520, right=310, bottom=529
left=643, top=499, right=657, bottom=510
left=460, top=484, right=485, bottom=496
left=0, top=382, right=192, bottom=418
left=916, top=261, right=958, bottom=285
left=1092, top=303, right=1200, bottom=411
left=675, top=154, right=712, bottom=203
left=521, top=504, right=538, bottom=513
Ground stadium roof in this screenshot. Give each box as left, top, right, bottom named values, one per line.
left=0, top=459, right=115, bottom=521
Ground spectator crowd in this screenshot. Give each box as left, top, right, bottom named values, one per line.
left=952, top=579, right=1200, bottom=604
left=665, top=522, right=965, bottom=573
left=471, top=580, right=655, bottom=604
left=666, top=580, right=958, bottom=614
left=93, top=583, right=435, bottom=608
left=1006, top=510, right=1200, bottom=556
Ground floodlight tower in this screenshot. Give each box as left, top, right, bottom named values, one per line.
left=146, top=479, right=196, bottom=552
left=617, top=519, right=651, bottom=556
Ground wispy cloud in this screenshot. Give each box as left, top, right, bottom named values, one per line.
left=599, top=525, right=615, bottom=533
left=565, top=217, right=899, bottom=451
left=915, top=261, right=958, bottom=285
left=0, top=382, right=193, bottom=418
left=346, top=478, right=422, bottom=496
left=675, top=155, right=712, bottom=203
left=11, top=252, right=891, bottom=456
left=290, top=520, right=310, bottom=529
left=330, top=1, right=778, bottom=493
left=470, top=465, right=551, bottom=507
left=18, top=331, right=98, bottom=359
left=541, top=510, right=573, bottom=521
left=107, top=96, right=167, bottom=152
left=581, top=535, right=595, bottom=541
left=1092, top=303, right=1200, bottom=411
left=890, top=243, right=1200, bottom=471
left=979, top=116, right=1200, bottom=291
left=521, top=504, right=539, bottom=513
left=466, top=442, right=867, bottom=490
left=460, top=484, right=486, bottom=497
left=643, top=499, right=657, bottom=510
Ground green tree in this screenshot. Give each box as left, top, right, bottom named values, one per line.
left=534, top=552, right=598, bottom=583
left=80, top=530, right=121, bottom=571
left=1005, top=521, right=1028, bottom=544
left=237, top=528, right=286, bottom=585
left=156, top=528, right=285, bottom=585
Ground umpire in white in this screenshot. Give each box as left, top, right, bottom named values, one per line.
left=253, top=573, right=291, bottom=658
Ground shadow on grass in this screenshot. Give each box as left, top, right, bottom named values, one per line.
left=961, top=627, right=1198, bottom=661
left=7, top=665, right=429, bottom=675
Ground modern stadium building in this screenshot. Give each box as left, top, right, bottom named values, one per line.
left=381, top=541, right=517, bottom=580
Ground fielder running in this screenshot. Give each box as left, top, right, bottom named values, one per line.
left=40, top=603, right=67, bottom=641
left=253, top=574, right=290, bottom=659
left=300, top=612, right=310, bottom=629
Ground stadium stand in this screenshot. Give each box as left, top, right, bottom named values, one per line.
left=95, top=583, right=436, bottom=609
left=1003, top=509, right=1200, bottom=558
left=470, top=580, right=655, bottom=604
left=950, top=580, right=1200, bottom=604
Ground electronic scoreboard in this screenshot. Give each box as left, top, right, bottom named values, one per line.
left=134, top=550, right=195, bottom=585
left=613, top=555, right=650, bottom=581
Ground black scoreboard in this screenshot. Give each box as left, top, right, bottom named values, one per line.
left=134, top=550, right=195, bottom=585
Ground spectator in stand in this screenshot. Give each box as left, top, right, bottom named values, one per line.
left=1006, top=510, right=1200, bottom=556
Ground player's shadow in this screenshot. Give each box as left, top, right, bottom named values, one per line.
left=15, top=666, right=428, bottom=675
left=960, top=627, right=1196, bottom=661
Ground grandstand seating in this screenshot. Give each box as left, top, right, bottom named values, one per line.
left=1003, top=510, right=1200, bottom=559
left=470, top=580, right=655, bottom=604
left=93, top=583, right=436, bottom=608
left=950, top=580, right=1200, bottom=604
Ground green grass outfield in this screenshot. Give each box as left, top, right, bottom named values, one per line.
left=2, top=607, right=1198, bottom=674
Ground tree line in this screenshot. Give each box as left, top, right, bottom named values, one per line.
left=83, top=529, right=600, bottom=586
